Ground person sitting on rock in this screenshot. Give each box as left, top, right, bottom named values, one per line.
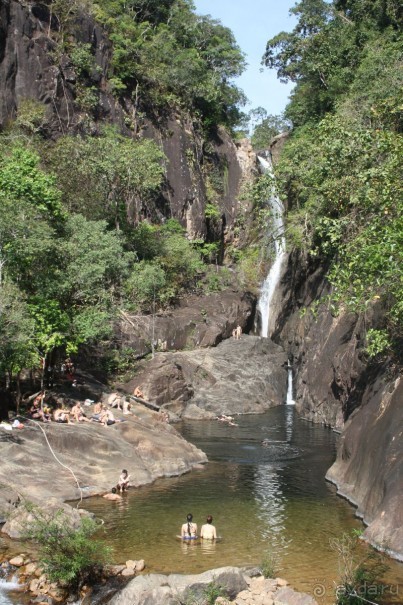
left=103, top=487, right=122, bottom=501
left=181, top=513, right=198, bottom=540
left=71, top=401, right=90, bottom=422
left=53, top=407, right=71, bottom=424
left=122, top=399, right=133, bottom=415
left=200, top=515, right=217, bottom=540
left=108, top=393, right=122, bottom=410
left=91, top=402, right=103, bottom=421
left=117, top=469, right=130, bottom=492
left=100, top=407, right=116, bottom=426
left=29, top=393, right=51, bottom=422
left=133, top=386, right=145, bottom=399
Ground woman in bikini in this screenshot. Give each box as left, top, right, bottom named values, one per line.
left=181, top=513, right=198, bottom=540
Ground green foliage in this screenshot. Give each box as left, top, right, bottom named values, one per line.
left=260, top=549, right=279, bottom=579
left=203, top=581, right=228, bottom=605
left=0, top=145, right=64, bottom=221
left=125, top=261, right=167, bottom=311
left=364, top=329, right=390, bottom=358
left=277, top=115, right=402, bottom=350
left=0, top=283, right=38, bottom=379
left=46, top=128, right=164, bottom=228
left=25, top=506, right=111, bottom=589
left=93, top=0, right=246, bottom=130
left=250, top=110, right=291, bottom=150
left=70, top=43, right=98, bottom=77
left=330, top=531, right=389, bottom=605
left=15, top=99, right=49, bottom=134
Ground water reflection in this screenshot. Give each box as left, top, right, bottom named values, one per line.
left=74, top=406, right=402, bottom=604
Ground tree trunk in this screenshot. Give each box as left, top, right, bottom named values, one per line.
left=16, top=372, right=21, bottom=415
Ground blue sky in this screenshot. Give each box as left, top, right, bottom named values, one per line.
left=193, top=0, right=297, bottom=116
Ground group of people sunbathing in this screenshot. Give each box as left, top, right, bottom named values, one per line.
left=181, top=513, right=217, bottom=540
left=28, top=394, right=127, bottom=427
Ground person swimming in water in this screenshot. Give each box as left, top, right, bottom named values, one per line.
left=181, top=513, right=198, bottom=539
left=200, top=515, right=217, bottom=540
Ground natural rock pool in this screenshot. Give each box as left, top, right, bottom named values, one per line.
left=77, top=406, right=400, bottom=603
left=1, top=406, right=401, bottom=605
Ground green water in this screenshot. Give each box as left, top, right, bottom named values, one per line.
left=2, top=406, right=401, bottom=605
left=78, top=406, right=402, bottom=603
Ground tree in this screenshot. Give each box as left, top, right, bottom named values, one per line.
left=250, top=113, right=291, bottom=150
left=47, top=128, right=165, bottom=229
left=25, top=506, right=111, bottom=590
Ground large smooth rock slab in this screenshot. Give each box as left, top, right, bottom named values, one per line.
left=118, top=290, right=256, bottom=358
left=0, top=405, right=206, bottom=532
left=107, top=567, right=247, bottom=605
left=326, top=376, right=403, bottom=560
left=125, top=335, right=287, bottom=416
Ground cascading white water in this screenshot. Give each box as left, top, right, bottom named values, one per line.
left=286, top=360, right=295, bottom=405
left=257, top=156, right=286, bottom=338
left=0, top=577, right=20, bottom=605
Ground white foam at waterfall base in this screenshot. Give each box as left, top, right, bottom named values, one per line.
left=257, top=156, right=286, bottom=338
left=0, top=577, right=20, bottom=605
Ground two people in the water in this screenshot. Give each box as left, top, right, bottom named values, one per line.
left=180, top=513, right=217, bottom=540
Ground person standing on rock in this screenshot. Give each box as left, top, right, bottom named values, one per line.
left=200, top=515, right=217, bottom=540
left=181, top=513, right=198, bottom=539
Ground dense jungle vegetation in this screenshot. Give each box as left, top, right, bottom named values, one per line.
left=262, top=0, right=402, bottom=358
left=0, top=0, right=250, bottom=386
left=1, top=0, right=402, bottom=390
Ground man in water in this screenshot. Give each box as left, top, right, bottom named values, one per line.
left=200, top=515, right=217, bottom=540
left=103, top=487, right=122, bottom=501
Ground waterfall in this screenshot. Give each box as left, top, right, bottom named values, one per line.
left=0, top=577, right=20, bottom=605
left=257, top=155, right=286, bottom=338
left=286, top=360, right=295, bottom=405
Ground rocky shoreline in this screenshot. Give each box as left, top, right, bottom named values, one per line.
left=0, top=557, right=317, bottom=605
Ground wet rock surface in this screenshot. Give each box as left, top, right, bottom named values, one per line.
left=124, top=335, right=287, bottom=418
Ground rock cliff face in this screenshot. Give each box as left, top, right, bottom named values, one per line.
left=118, top=289, right=256, bottom=359
left=0, top=0, right=255, bottom=241
left=272, top=250, right=403, bottom=559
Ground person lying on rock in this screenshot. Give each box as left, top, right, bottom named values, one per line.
left=200, top=515, right=217, bottom=540
left=103, top=487, right=122, bottom=501
left=71, top=401, right=91, bottom=422
left=181, top=513, right=198, bottom=540
left=118, top=469, right=130, bottom=492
